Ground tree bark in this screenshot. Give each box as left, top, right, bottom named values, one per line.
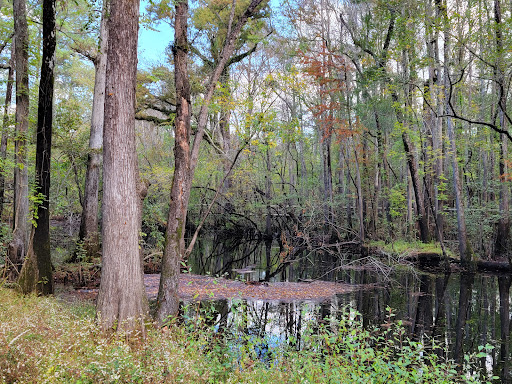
left=156, top=0, right=191, bottom=324
left=77, top=0, right=109, bottom=262
left=18, top=0, right=56, bottom=295
left=96, top=0, right=148, bottom=334
left=0, top=42, right=14, bottom=218
left=8, top=0, right=30, bottom=280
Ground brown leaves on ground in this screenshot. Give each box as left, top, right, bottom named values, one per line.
left=73, top=274, right=359, bottom=303
left=145, top=274, right=357, bottom=302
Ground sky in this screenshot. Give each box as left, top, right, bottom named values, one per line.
left=137, top=1, right=173, bottom=69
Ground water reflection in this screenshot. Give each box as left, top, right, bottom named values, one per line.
left=188, top=237, right=512, bottom=382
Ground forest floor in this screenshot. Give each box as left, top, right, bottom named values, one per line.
left=60, top=273, right=362, bottom=303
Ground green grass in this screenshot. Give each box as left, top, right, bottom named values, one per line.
left=0, top=286, right=484, bottom=383
left=368, top=240, right=455, bottom=259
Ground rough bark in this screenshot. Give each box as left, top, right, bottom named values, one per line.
left=18, top=0, right=56, bottom=295
left=8, top=0, right=30, bottom=280
left=156, top=0, right=191, bottom=324
left=96, top=0, right=148, bottom=334
left=76, top=0, right=109, bottom=262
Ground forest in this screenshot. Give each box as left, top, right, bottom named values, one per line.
left=1, top=0, right=512, bottom=382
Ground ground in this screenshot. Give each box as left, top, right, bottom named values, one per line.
left=62, top=273, right=361, bottom=303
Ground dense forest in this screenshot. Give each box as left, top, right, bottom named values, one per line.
left=1, top=0, right=512, bottom=377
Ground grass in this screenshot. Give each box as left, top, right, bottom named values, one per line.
left=0, top=286, right=485, bottom=383
left=368, top=240, right=456, bottom=259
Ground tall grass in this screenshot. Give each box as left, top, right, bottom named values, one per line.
left=0, top=287, right=486, bottom=383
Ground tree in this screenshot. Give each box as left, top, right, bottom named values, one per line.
left=155, top=0, right=269, bottom=324
left=17, top=0, right=56, bottom=294
left=0, top=40, right=14, bottom=218
left=8, top=0, right=30, bottom=280
left=96, top=0, right=148, bottom=334
left=76, top=0, right=109, bottom=261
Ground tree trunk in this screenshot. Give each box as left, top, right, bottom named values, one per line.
left=219, top=68, right=233, bottom=193
left=401, top=131, right=430, bottom=242
left=8, top=0, right=30, bottom=280
left=156, top=0, right=267, bottom=324
left=156, top=0, right=191, bottom=324
left=0, top=42, right=14, bottom=218
left=321, top=134, right=333, bottom=228
left=440, top=0, right=473, bottom=266
left=426, top=0, right=444, bottom=241
left=493, top=0, right=510, bottom=258
left=96, top=0, right=148, bottom=334
left=380, top=10, right=430, bottom=242
left=18, top=0, right=56, bottom=295
left=77, top=0, right=109, bottom=262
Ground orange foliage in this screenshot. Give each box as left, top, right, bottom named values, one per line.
left=298, top=43, right=358, bottom=141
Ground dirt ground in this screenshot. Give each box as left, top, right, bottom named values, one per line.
left=61, top=273, right=362, bottom=303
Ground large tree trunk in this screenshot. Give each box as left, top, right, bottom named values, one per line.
left=0, top=42, right=14, bottom=218
left=8, top=0, right=30, bottom=280
left=76, top=0, right=109, bottom=262
left=18, top=0, right=56, bottom=295
left=96, top=0, right=148, bottom=334
left=156, top=0, right=191, bottom=324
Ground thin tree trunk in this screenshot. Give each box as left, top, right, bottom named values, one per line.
left=77, top=0, right=109, bottom=261
left=441, top=0, right=473, bottom=266
left=8, top=0, right=30, bottom=280
left=96, top=0, right=148, bottom=334
left=0, top=42, right=14, bottom=218
left=353, top=141, right=365, bottom=242
left=156, top=0, right=191, bottom=323
left=219, top=68, right=232, bottom=193
left=426, top=0, right=444, bottom=240
left=494, top=0, right=510, bottom=258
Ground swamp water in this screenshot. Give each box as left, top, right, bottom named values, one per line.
left=183, top=236, right=512, bottom=382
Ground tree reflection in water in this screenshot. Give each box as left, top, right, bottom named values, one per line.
left=187, top=235, right=512, bottom=382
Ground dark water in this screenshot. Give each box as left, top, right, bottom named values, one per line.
left=187, top=235, right=512, bottom=382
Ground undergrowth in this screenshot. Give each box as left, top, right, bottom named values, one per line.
left=369, top=240, right=455, bottom=259
left=0, top=286, right=487, bottom=383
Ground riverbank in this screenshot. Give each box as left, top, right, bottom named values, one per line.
left=0, top=286, right=476, bottom=383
